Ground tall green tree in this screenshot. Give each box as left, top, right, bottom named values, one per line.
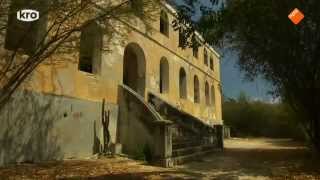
left=175, top=0, right=320, bottom=149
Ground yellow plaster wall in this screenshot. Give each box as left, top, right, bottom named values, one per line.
left=19, top=4, right=223, bottom=125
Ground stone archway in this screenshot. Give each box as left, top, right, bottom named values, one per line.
left=123, top=43, right=146, bottom=97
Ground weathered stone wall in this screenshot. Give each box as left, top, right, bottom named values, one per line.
left=0, top=90, right=118, bottom=166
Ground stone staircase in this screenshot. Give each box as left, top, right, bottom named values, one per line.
left=148, top=93, right=223, bottom=166
left=118, top=87, right=222, bottom=167
left=170, top=128, right=218, bottom=165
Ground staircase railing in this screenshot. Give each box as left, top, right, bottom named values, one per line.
left=118, top=84, right=173, bottom=167
left=119, top=84, right=169, bottom=124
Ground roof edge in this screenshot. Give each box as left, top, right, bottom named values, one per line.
left=162, top=2, right=221, bottom=59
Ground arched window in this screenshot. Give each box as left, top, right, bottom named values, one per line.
left=193, top=46, right=198, bottom=58
left=210, top=56, right=214, bottom=70
left=79, top=21, right=103, bottom=74
left=160, top=57, right=169, bottom=94
left=194, top=75, right=200, bottom=103
left=179, top=68, right=187, bottom=99
left=211, top=85, right=216, bottom=107
left=205, top=81, right=210, bottom=105
left=204, top=49, right=208, bottom=66
left=160, top=10, right=169, bottom=36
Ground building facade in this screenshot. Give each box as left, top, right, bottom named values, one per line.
left=0, top=1, right=223, bottom=167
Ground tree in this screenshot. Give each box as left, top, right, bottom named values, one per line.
left=174, top=0, right=320, bottom=150
left=0, top=0, right=160, bottom=109
left=223, top=92, right=304, bottom=139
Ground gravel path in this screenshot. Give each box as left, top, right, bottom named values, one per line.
left=169, top=138, right=320, bottom=179
left=1, top=138, right=319, bottom=179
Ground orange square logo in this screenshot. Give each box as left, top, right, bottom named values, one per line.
left=288, top=8, right=304, bottom=25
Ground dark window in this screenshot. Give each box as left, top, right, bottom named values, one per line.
left=160, top=57, right=169, bottom=93
left=211, top=85, right=215, bottom=106
left=79, top=56, right=93, bottom=73
left=160, top=11, right=169, bottom=37
left=5, top=0, right=49, bottom=54
left=193, top=46, right=198, bottom=58
left=179, top=68, right=187, bottom=99
left=204, top=49, right=208, bottom=66
left=205, top=81, right=209, bottom=105
left=79, top=22, right=103, bottom=74
left=194, top=75, right=200, bottom=103
left=210, top=57, right=214, bottom=70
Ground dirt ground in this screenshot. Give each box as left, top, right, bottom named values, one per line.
left=1, top=138, right=320, bottom=180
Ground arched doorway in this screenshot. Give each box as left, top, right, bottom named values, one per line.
left=123, top=43, right=146, bottom=97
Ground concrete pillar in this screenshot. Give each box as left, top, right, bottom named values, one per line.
left=153, top=121, right=173, bottom=167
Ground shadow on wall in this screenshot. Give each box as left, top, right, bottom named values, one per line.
left=117, top=86, right=156, bottom=161
left=93, top=120, right=102, bottom=155
left=0, top=90, right=63, bottom=166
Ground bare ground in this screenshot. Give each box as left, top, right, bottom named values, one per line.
left=1, top=138, right=320, bottom=180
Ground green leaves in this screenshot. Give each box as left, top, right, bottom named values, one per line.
left=223, top=93, right=304, bottom=139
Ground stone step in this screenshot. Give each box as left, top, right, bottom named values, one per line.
left=171, top=147, right=217, bottom=166
left=172, top=137, right=200, bottom=143
left=172, top=140, right=201, bottom=149
left=172, top=144, right=218, bottom=157
left=172, top=137, right=198, bottom=142
left=172, top=146, right=203, bottom=157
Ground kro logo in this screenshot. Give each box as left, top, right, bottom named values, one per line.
left=17, top=9, right=39, bottom=22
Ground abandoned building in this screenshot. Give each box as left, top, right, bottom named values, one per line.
left=0, top=1, right=223, bottom=167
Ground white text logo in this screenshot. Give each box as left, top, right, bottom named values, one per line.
left=17, top=9, right=39, bottom=22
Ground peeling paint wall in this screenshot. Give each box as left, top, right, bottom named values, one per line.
left=0, top=90, right=120, bottom=166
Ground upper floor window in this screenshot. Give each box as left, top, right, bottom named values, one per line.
left=79, top=21, right=103, bottom=74
left=160, top=57, right=169, bottom=94
left=205, top=81, right=210, bottom=105
left=210, top=56, right=214, bottom=70
left=204, top=49, right=208, bottom=66
left=194, top=75, right=200, bottom=103
left=193, top=46, right=198, bottom=58
left=211, top=85, right=215, bottom=107
left=160, top=10, right=169, bottom=37
left=179, top=67, right=187, bottom=99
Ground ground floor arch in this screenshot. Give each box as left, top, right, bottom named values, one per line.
left=123, top=42, right=146, bottom=97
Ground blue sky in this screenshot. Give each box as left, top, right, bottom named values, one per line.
left=220, top=52, right=273, bottom=101
left=172, top=0, right=274, bottom=101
